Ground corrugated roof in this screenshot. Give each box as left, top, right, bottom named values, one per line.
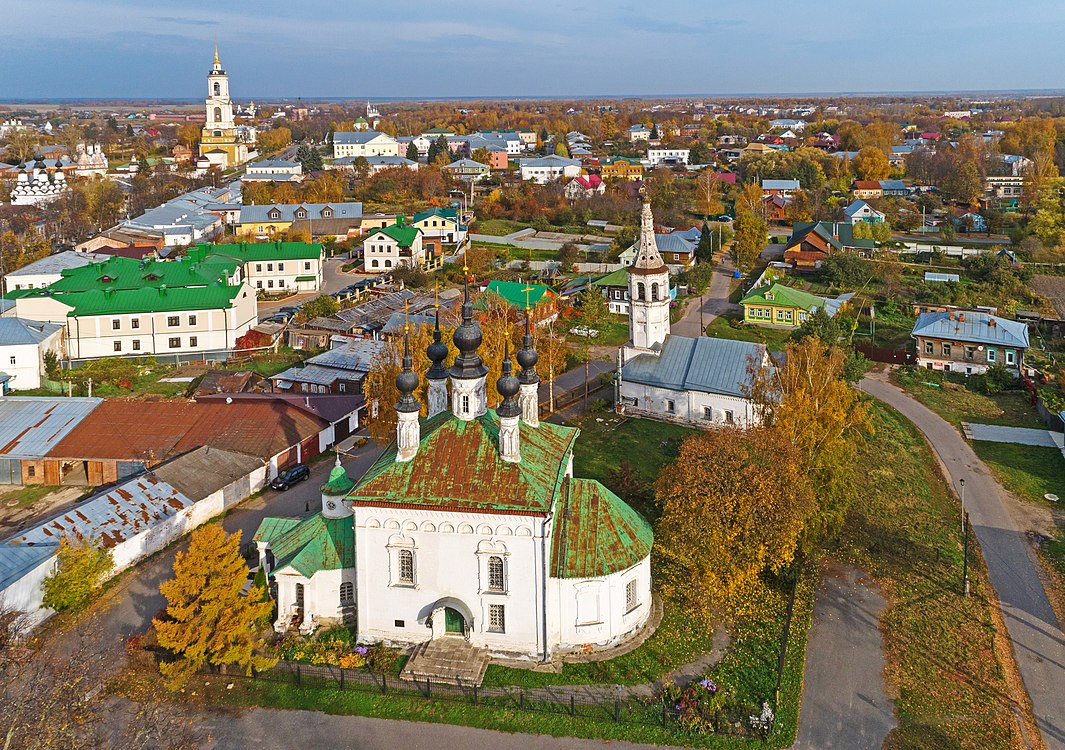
left=349, top=410, right=578, bottom=515
left=151, top=446, right=265, bottom=502
left=333, top=131, right=396, bottom=145
left=48, top=253, right=239, bottom=292
left=0, top=397, right=103, bottom=459
left=0, top=318, right=63, bottom=346
left=740, top=282, right=826, bottom=312
left=4, top=250, right=104, bottom=278
left=254, top=513, right=354, bottom=578
left=621, top=335, right=765, bottom=397
left=198, top=241, right=323, bottom=263
left=912, top=311, right=1029, bottom=348
left=8, top=474, right=194, bottom=550
left=16, top=283, right=247, bottom=317
left=0, top=543, right=58, bottom=591
left=550, top=478, right=652, bottom=578
left=484, top=280, right=556, bottom=310
left=239, top=202, right=363, bottom=223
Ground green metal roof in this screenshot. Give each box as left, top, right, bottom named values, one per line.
left=348, top=410, right=579, bottom=515
left=17, top=284, right=247, bottom=317
left=253, top=513, right=355, bottom=578
left=321, top=461, right=354, bottom=496
left=196, top=241, right=324, bottom=263
left=371, top=218, right=420, bottom=248
left=48, top=253, right=239, bottom=293
left=591, top=268, right=629, bottom=288
left=483, top=280, right=556, bottom=311
left=413, top=208, right=458, bottom=223
left=294, top=275, right=317, bottom=282
left=740, top=282, right=825, bottom=312
left=550, top=478, right=653, bottom=578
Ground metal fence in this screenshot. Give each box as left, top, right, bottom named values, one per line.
left=217, top=660, right=756, bottom=737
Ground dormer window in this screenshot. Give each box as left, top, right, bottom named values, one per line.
left=98, top=275, right=114, bottom=283
left=268, top=209, right=281, bottom=220
left=765, top=292, right=775, bottom=301
left=322, top=208, right=333, bottom=218
left=143, top=272, right=161, bottom=281
left=296, top=210, right=306, bottom=219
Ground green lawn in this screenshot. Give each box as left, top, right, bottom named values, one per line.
left=893, top=371, right=1043, bottom=429
left=224, top=349, right=307, bottom=377
left=972, top=442, right=1065, bottom=507
left=472, top=218, right=530, bottom=236
left=565, top=317, right=629, bottom=347
left=0, top=484, right=64, bottom=508
left=704, top=314, right=794, bottom=351
left=833, top=403, right=1021, bottom=749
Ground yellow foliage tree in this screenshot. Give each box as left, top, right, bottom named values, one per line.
left=655, top=427, right=815, bottom=616
left=747, top=338, right=873, bottom=545
left=153, top=524, right=275, bottom=687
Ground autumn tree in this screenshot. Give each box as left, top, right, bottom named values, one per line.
left=695, top=171, right=725, bottom=217
left=41, top=537, right=113, bottom=613
left=298, top=294, right=340, bottom=322
left=852, top=147, right=890, bottom=181
left=153, top=524, right=275, bottom=687
left=747, top=338, right=872, bottom=546
left=256, top=126, right=292, bottom=154
left=176, top=123, right=201, bottom=150
left=732, top=208, right=767, bottom=273
left=2, top=128, right=39, bottom=162
left=655, top=427, right=815, bottom=615
left=572, top=286, right=611, bottom=400
left=735, top=180, right=763, bottom=215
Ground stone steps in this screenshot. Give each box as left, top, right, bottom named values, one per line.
left=400, top=637, right=490, bottom=687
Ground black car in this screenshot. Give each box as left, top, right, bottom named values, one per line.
left=270, top=464, right=310, bottom=491
left=278, top=306, right=301, bottom=316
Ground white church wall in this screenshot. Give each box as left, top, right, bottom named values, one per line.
left=275, top=567, right=354, bottom=632
left=619, top=381, right=759, bottom=428
left=549, top=557, right=652, bottom=651
left=353, top=505, right=549, bottom=657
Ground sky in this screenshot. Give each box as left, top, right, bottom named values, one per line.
left=5, top=0, right=1065, bottom=100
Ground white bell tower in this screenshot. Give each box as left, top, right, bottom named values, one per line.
left=206, top=44, right=235, bottom=130
left=625, top=197, right=671, bottom=359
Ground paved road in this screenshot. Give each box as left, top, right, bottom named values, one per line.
left=860, top=374, right=1065, bottom=750
left=792, top=565, right=895, bottom=750
left=256, top=256, right=365, bottom=318
left=671, top=251, right=738, bottom=338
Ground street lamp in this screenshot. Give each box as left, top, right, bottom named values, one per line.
left=960, top=477, right=966, bottom=536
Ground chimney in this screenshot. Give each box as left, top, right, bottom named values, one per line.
left=959, top=312, right=965, bottom=322
left=989, top=318, right=996, bottom=328
left=949, top=310, right=955, bottom=320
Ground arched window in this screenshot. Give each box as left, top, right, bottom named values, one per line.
left=294, top=582, right=305, bottom=612
left=213, top=82, right=221, bottom=96
left=398, top=549, right=414, bottom=584
left=488, top=556, right=505, bottom=591
left=213, top=106, right=222, bottom=123
left=651, top=283, right=660, bottom=301
left=339, top=581, right=354, bottom=606
left=461, top=394, right=470, bottom=413
left=636, top=282, right=645, bottom=301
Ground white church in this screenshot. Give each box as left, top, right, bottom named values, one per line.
left=254, top=285, right=654, bottom=665
left=616, top=198, right=769, bottom=428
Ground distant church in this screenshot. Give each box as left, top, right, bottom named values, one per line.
left=616, top=198, right=768, bottom=428
left=254, top=282, right=654, bottom=663
left=198, top=46, right=254, bottom=168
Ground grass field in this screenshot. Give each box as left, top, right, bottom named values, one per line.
left=972, top=442, right=1065, bottom=507
left=0, top=484, right=64, bottom=509
left=704, top=314, right=794, bottom=351
left=893, top=371, right=1043, bottom=430
left=834, top=402, right=1021, bottom=749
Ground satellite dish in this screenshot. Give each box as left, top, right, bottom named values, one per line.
left=226, top=397, right=233, bottom=404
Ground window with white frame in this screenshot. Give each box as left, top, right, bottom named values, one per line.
left=487, top=556, right=505, bottom=592
left=1005, top=350, right=1016, bottom=365
left=987, top=348, right=997, bottom=363
left=339, top=581, right=354, bottom=606
left=625, top=579, right=639, bottom=613
left=132, top=340, right=141, bottom=351
left=488, top=603, right=505, bottom=633
left=703, top=406, right=713, bottom=420
left=397, top=549, right=415, bottom=585
left=167, top=316, right=179, bottom=327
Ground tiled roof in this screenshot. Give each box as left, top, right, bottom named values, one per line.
left=912, top=311, right=1029, bottom=348
left=254, top=513, right=354, bottom=578
left=550, top=478, right=652, bottom=578
left=348, top=410, right=579, bottom=515
left=621, top=335, right=766, bottom=397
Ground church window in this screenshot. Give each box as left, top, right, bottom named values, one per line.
left=213, top=107, right=222, bottom=122
left=213, top=82, right=220, bottom=96
left=488, top=604, right=505, bottom=633
left=462, top=394, right=470, bottom=413
left=665, top=399, right=675, bottom=413
left=725, top=410, right=734, bottom=424
left=339, top=582, right=354, bottom=606
left=487, top=556, right=505, bottom=592
left=398, top=549, right=415, bottom=584
left=651, top=283, right=660, bottom=301
left=625, top=579, right=639, bottom=613
left=703, top=406, right=713, bottom=420
left=295, top=583, right=305, bottom=612
left=636, top=282, right=645, bottom=301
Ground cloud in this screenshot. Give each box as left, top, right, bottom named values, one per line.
left=148, top=16, right=219, bottom=26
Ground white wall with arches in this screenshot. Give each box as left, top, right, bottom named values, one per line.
left=548, top=557, right=652, bottom=651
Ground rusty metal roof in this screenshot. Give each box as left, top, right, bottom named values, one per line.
left=7, top=474, right=194, bottom=550
left=550, top=478, right=653, bottom=578
left=46, top=399, right=328, bottom=463
left=0, top=397, right=103, bottom=459
left=349, top=410, right=579, bottom=515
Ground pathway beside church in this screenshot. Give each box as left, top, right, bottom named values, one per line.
left=670, top=250, right=738, bottom=338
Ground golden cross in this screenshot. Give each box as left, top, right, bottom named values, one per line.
left=404, top=298, right=410, bottom=335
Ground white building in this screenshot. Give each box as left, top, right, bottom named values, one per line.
left=616, top=200, right=766, bottom=428
left=197, top=242, right=325, bottom=293
left=255, top=296, right=654, bottom=666
left=518, top=155, right=581, bottom=184
left=242, top=159, right=304, bottom=182
left=333, top=131, right=400, bottom=159
left=0, top=318, right=65, bottom=392
left=646, top=148, right=690, bottom=167
left=627, top=124, right=652, bottom=142
left=363, top=218, right=426, bottom=271
left=3, top=250, right=107, bottom=294
left=10, top=163, right=68, bottom=206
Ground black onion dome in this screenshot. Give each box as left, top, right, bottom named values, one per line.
left=517, top=333, right=539, bottom=386
left=449, top=276, right=488, bottom=380
left=395, top=337, right=421, bottom=413
left=426, top=311, right=449, bottom=381
left=496, top=343, right=521, bottom=417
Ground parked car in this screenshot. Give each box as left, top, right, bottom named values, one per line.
left=279, top=306, right=301, bottom=316
left=569, top=326, right=599, bottom=338
left=262, top=314, right=289, bottom=324
left=270, top=464, right=310, bottom=491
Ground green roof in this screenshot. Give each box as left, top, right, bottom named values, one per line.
left=483, top=280, right=556, bottom=311
left=550, top=478, right=653, bottom=578
left=253, top=513, right=355, bottom=578
left=16, top=284, right=247, bottom=317
left=413, top=208, right=458, bottom=224
left=372, top=218, right=420, bottom=248
left=48, top=254, right=239, bottom=293
left=196, top=241, right=324, bottom=263
left=591, top=268, right=630, bottom=288
left=348, top=410, right=579, bottom=515
left=740, top=282, right=825, bottom=312
left=321, top=460, right=354, bottom=496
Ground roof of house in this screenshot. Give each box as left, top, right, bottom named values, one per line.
left=0, top=318, right=63, bottom=346
left=621, top=335, right=766, bottom=397
left=194, top=392, right=364, bottom=424
left=879, top=179, right=907, bottom=191
left=0, top=543, right=58, bottom=592
left=853, top=180, right=882, bottom=191
left=445, top=159, right=490, bottom=170
left=550, top=478, right=653, bottom=578
left=253, top=513, right=355, bottom=578
left=151, top=446, right=266, bottom=502
left=519, top=156, right=581, bottom=169
left=762, top=179, right=800, bottom=190
left=412, top=207, right=459, bottom=224
left=591, top=267, right=630, bottom=288
left=332, top=131, right=396, bottom=145
left=740, top=282, right=827, bottom=312
left=571, top=174, right=604, bottom=190
left=47, top=253, right=239, bottom=293
left=787, top=221, right=876, bottom=252
left=196, top=241, right=323, bottom=263
left=14, top=283, right=248, bottom=317
left=911, top=311, right=1029, bottom=349
left=843, top=199, right=881, bottom=218
left=0, top=397, right=102, bottom=459
left=46, top=399, right=328, bottom=462
left=368, top=218, right=420, bottom=247
left=483, top=279, right=557, bottom=310
left=347, top=410, right=579, bottom=515
left=239, top=202, right=363, bottom=224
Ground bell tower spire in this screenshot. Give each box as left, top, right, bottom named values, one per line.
left=425, top=283, right=449, bottom=418
left=496, top=338, right=522, bottom=463
left=449, top=263, right=488, bottom=421
left=625, top=191, right=671, bottom=356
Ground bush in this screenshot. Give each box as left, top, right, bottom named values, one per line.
left=974, top=364, right=1017, bottom=395
left=366, top=644, right=402, bottom=674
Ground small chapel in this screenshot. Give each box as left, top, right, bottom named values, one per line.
left=254, top=278, right=654, bottom=665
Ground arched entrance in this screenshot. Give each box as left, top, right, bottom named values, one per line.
left=424, top=597, right=473, bottom=640
left=443, top=607, right=465, bottom=635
